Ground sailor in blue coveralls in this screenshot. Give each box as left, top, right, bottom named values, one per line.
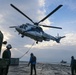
left=28, top=53, right=36, bottom=75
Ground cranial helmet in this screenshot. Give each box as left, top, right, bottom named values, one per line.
left=30, top=53, right=33, bottom=56
left=71, top=56, right=74, bottom=59
left=6, top=44, right=12, bottom=49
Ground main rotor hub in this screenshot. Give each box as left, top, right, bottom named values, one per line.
left=34, top=22, right=39, bottom=26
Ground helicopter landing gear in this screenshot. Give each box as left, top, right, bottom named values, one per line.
left=21, top=35, right=24, bottom=38
left=36, top=41, right=38, bottom=44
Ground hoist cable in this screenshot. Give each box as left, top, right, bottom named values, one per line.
left=19, top=42, right=35, bottom=59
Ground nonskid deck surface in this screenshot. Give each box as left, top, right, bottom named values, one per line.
left=8, top=62, right=71, bottom=75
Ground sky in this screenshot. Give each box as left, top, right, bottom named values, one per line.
left=0, top=0, right=76, bottom=63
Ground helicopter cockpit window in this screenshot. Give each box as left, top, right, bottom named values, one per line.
left=20, top=24, right=24, bottom=28
left=36, top=27, right=43, bottom=32
left=29, top=27, right=43, bottom=33
left=20, top=24, right=27, bottom=29
left=24, top=25, right=27, bottom=29
left=20, top=25, right=23, bottom=28
left=26, top=23, right=30, bottom=25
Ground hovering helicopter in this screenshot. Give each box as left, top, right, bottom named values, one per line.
left=10, top=4, right=65, bottom=44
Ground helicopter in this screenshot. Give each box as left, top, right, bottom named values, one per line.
left=10, top=4, right=65, bottom=44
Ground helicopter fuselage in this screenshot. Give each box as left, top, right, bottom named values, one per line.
left=15, top=23, right=52, bottom=43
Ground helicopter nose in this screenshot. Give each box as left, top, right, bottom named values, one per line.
left=16, top=26, right=25, bottom=33
left=15, top=26, right=20, bottom=31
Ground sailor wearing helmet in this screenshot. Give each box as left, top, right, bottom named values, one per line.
left=2, top=44, right=12, bottom=75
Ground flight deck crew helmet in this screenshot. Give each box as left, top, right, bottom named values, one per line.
left=6, top=44, right=12, bottom=49
left=30, top=53, right=33, bottom=56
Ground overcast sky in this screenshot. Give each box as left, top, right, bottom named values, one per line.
left=0, top=0, right=76, bottom=63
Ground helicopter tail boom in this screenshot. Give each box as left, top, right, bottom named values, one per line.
left=55, top=36, right=65, bottom=43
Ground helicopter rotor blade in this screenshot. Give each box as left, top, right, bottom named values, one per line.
left=10, top=4, right=34, bottom=24
left=38, top=5, right=63, bottom=24
left=40, top=25, right=62, bottom=29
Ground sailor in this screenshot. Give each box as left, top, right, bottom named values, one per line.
left=70, top=56, right=76, bottom=75
left=2, top=44, right=12, bottom=75
left=28, top=53, right=37, bottom=75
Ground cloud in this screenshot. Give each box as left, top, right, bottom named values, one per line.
left=39, top=0, right=45, bottom=7
left=62, top=33, right=76, bottom=46
left=45, top=0, right=76, bottom=11
left=2, top=31, right=13, bottom=41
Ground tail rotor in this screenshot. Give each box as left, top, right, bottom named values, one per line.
left=55, top=34, right=65, bottom=43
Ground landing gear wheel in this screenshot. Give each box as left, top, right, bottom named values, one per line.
left=36, top=41, right=38, bottom=44
left=21, top=35, right=24, bottom=38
